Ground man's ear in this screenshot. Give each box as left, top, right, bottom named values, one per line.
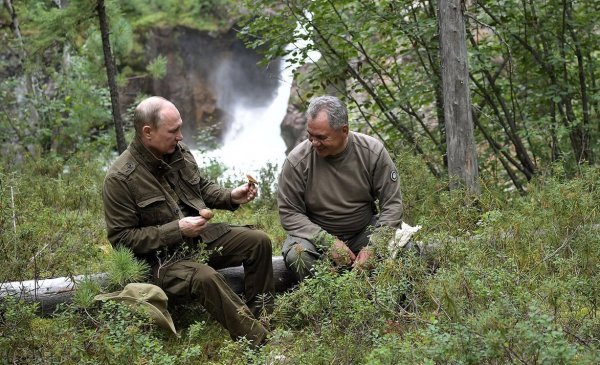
left=342, top=125, right=349, bottom=135
left=142, top=125, right=152, bottom=139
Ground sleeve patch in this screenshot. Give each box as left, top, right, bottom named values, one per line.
left=390, top=171, right=398, bottom=182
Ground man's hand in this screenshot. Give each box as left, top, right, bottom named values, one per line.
left=331, top=239, right=356, bottom=266
left=352, top=246, right=374, bottom=272
left=179, top=216, right=209, bottom=237
left=231, top=182, right=258, bottom=205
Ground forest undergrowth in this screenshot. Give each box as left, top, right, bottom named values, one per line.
left=0, top=151, right=598, bottom=364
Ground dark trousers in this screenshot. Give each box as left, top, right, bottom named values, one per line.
left=282, top=217, right=378, bottom=282
left=154, top=226, right=274, bottom=344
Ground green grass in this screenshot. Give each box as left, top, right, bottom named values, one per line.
left=1, top=152, right=598, bottom=364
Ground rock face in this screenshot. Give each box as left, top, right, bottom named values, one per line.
left=279, top=62, right=346, bottom=155
left=121, top=26, right=281, bottom=148
left=280, top=64, right=310, bottom=154
left=280, top=103, right=307, bottom=155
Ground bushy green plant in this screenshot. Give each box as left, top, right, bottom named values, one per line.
left=0, top=152, right=108, bottom=281
left=267, top=248, right=426, bottom=364
left=104, top=246, right=150, bottom=289
left=391, top=148, right=446, bottom=225
left=253, top=161, right=280, bottom=209
left=406, top=165, right=600, bottom=364
left=72, top=276, right=103, bottom=309
left=230, top=165, right=599, bottom=364
left=0, top=296, right=39, bottom=363
left=86, top=301, right=179, bottom=364
left=365, top=303, right=598, bottom=365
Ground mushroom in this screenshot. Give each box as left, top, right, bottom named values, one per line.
left=246, top=174, right=258, bottom=187
left=199, top=208, right=214, bottom=220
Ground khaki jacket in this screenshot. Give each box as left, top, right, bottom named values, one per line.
left=102, top=137, right=236, bottom=265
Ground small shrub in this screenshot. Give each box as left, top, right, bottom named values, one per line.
left=104, top=246, right=150, bottom=289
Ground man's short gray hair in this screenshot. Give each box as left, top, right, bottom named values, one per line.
left=306, top=95, right=348, bottom=130
left=133, top=96, right=169, bottom=136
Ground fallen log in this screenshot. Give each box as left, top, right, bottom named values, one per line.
left=0, top=256, right=297, bottom=314
left=220, top=256, right=297, bottom=294
left=0, top=273, right=109, bottom=314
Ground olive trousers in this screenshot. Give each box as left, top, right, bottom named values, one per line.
left=154, top=226, right=274, bottom=345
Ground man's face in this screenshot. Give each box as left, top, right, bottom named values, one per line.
left=307, top=110, right=349, bottom=157
left=144, top=105, right=184, bottom=158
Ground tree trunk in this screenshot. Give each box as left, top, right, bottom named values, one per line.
left=438, top=0, right=480, bottom=194
left=96, top=0, right=127, bottom=154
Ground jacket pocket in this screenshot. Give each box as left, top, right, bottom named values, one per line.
left=180, top=165, right=201, bottom=186
left=136, top=195, right=169, bottom=226
left=179, top=166, right=205, bottom=208
left=199, top=222, right=231, bottom=243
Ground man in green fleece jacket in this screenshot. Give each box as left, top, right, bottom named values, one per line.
left=103, top=96, right=272, bottom=345
left=277, top=95, right=404, bottom=281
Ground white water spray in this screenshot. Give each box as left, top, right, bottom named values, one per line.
left=192, top=26, right=320, bottom=182
left=193, top=62, right=292, bottom=181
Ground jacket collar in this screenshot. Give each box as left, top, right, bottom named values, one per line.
left=130, top=137, right=185, bottom=175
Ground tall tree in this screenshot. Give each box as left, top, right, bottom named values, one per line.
left=96, top=0, right=126, bottom=153
left=437, top=0, right=479, bottom=194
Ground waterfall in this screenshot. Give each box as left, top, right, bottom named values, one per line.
left=192, top=60, right=292, bottom=182
left=191, top=31, right=320, bottom=183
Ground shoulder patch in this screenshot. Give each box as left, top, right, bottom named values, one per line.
left=120, top=161, right=136, bottom=176
left=390, top=170, right=398, bottom=182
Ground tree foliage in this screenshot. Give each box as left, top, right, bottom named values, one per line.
left=241, top=0, right=599, bottom=191
left=0, top=0, right=236, bottom=161
left=0, top=0, right=129, bottom=160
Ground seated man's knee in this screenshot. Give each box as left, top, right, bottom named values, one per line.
left=189, top=265, right=223, bottom=294
left=247, top=229, right=273, bottom=255
left=284, top=243, right=317, bottom=281
left=256, top=230, right=272, bottom=253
